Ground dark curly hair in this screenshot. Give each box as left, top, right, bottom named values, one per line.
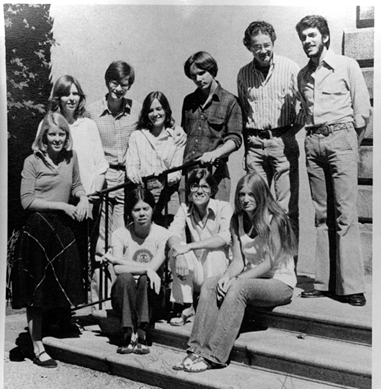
left=243, top=21, right=277, bottom=51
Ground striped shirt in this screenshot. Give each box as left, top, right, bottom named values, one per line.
left=87, top=95, right=142, bottom=166
left=237, top=54, right=301, bottom=130
left=126, top=127, right=185, bottom=185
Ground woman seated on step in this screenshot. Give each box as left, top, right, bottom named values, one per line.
left=126, top=91, right=185, bottom=225
left=103, top=187, right=169, bottom=355
left=173, top=171, right=297, bottom=372
left=167, top=168, right=233, bottom=326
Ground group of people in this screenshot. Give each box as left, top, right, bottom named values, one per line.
left=11, top=14, right=370, bottom=371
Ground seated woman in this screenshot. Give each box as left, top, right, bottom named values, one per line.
left=12, top=112, right=88, bottom=368
left=167, top=168, right=233, bottom=326
left=103, top=187, right=169, bottom=355
left=173, top=171, right=297, bottom=372
left=126, top=91, right=185, bottom=224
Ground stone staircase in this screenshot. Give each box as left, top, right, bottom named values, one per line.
left=43, top=275, right=372, bottom=389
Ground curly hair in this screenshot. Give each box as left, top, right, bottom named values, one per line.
left=243, top=21, right=277, bottom=51
left=295, top=15, right=330, bottom=49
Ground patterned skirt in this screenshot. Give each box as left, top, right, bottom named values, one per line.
left=11, top=211, right=87, bottom=309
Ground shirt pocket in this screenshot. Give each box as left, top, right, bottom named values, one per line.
left=207, top=116, right=225, bottom=133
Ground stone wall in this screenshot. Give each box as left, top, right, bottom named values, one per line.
left=343, top=6, right=374, bottom=275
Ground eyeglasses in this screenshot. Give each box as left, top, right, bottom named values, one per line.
left=109, top=80, right=130, bottom=90
left=250, top=43, right=272, bottom=52
left=190, top=184, right=211, bottom=193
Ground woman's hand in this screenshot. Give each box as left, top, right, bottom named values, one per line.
left=75, top=196, right=89, bottom=222
left=62, top=204, right=78, bottom=220
left=147, top=268, right=161, bottom=294
left=216, top=274, right=234, bottom=303
left=170, top=244, right=190, bottom=258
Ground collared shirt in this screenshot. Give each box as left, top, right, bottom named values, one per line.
left=237, top=53, right=301, bottom=130
left=21, top=150, right=85, bottom=210
left=126, top=127, right=185, bottom=185
left=297, top=49, right=371, bottom=128
left=87, top=95, right=142, bottom=166
left=181, top=83, right=243, bottom=165
left=168, top=199, right=233, bottom=249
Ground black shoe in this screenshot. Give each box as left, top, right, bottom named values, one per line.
left=33, top=351, right=57, bottom=368
left=301, top=289, right=329, bottom=298
left=342, top=293, right=366, bottom=306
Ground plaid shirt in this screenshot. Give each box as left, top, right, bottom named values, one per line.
left=181, top=83, right=243, bottom=166
left=87, top=95, right=142, bottom=166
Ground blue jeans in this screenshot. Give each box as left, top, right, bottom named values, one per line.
left=305, top=123, right=365, bottom=295
left=245, top=129, right=299, bottom=238
left=187, top=276, right=293, bottom=366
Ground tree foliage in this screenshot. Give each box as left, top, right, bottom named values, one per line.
left=5, top=3, right=56, bottom=233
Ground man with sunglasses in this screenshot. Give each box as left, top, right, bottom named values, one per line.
left=237, top=21, right=303, bottom=264
left=167, top=168, right=233, bottom=326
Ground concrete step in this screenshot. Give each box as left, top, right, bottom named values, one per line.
left=43, top=325, right=359, bottom=389
left=150, top=321, right=371, bottom=389
left=93, top=277, right=372, bottom=346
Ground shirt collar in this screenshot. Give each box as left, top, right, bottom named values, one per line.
left=307, top=49, right=336, bottom=71
left=194, top=81, right=222, bottom=104
left=252, top=53, right=276, bottom=71
left=100, top=94, right=132, bottom=116
left=187, top=198, right=218, bottom=218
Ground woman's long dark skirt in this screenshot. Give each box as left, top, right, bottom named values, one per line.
left=11, top=211, right=87, bottom=309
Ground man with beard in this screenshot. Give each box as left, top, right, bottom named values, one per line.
left=237, top=21, right=302, bottom=265
left=295, top=15, right=371, bottom=306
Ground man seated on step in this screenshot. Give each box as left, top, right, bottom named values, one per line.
left=167, top=168, right=233, bottom=326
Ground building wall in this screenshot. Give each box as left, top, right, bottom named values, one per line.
left=48, top=3, right=361, bottom=274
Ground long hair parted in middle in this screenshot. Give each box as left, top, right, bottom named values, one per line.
left=124, top=186, right=156, bottom=225
left=48, top=75, right=87, bottom=118
left=234, top=172, right=297, bottom=260
left=136, top=91, right=175, bottom=131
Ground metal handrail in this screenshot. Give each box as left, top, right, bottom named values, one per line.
left=72, top=159, right=208, bottom=312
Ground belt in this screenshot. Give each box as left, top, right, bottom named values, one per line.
left=306, top=123, right=347, bottom=136
left=109, top=164, right=125, bottom=171
left=247, top=126, right=289, bottom=139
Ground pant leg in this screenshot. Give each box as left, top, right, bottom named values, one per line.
left=91, top=169, right=124, bottom=311
left=135, top=275, right=150, bottom=326
left=326, top=124, right=365, bottom=295
left=169, top=251, right=204, bottom=304
left=191, top=277, right=293, bottom=366
left=111, top=273, right=137, bottom=329
left=245, top=140, right=273, bottom=186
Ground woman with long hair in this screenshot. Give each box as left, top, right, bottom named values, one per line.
left=13, top=112, right=88, bottom=368
left=126, top=91, right=185, bottom=223
left=44, top=75, right=109, bottom=310
left=103, top=187, right=169, bottom=355
left=173, top=171, right=297, bottom=372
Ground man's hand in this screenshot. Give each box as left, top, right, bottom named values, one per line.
left=173, top=126, right=187, bottom=147
left=175, top=255, right=189, bottom=278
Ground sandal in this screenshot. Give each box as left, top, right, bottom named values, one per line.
left=33, top=351, right=57, bottom=368
left=184, top=356, right=212, bottom=373
left=173, top=352, right=199, bottom=371
left=170, top=306, right=195, bottom=326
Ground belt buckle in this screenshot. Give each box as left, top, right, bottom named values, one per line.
left=320, top=125, right=330, bottom=136
left=258, top=130, right=270, bottom=139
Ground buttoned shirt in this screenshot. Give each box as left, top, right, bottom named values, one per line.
left=297, top=49, right=371, bottom=128
left=87, top=95, right=142, bottom=166
left=237, top=54, right=301, bottom=130
left=181, top=83, right=242, bottom=166
left=168, top=199, right=233, bottom=253
left=126, top=127, right=185, bottom=185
